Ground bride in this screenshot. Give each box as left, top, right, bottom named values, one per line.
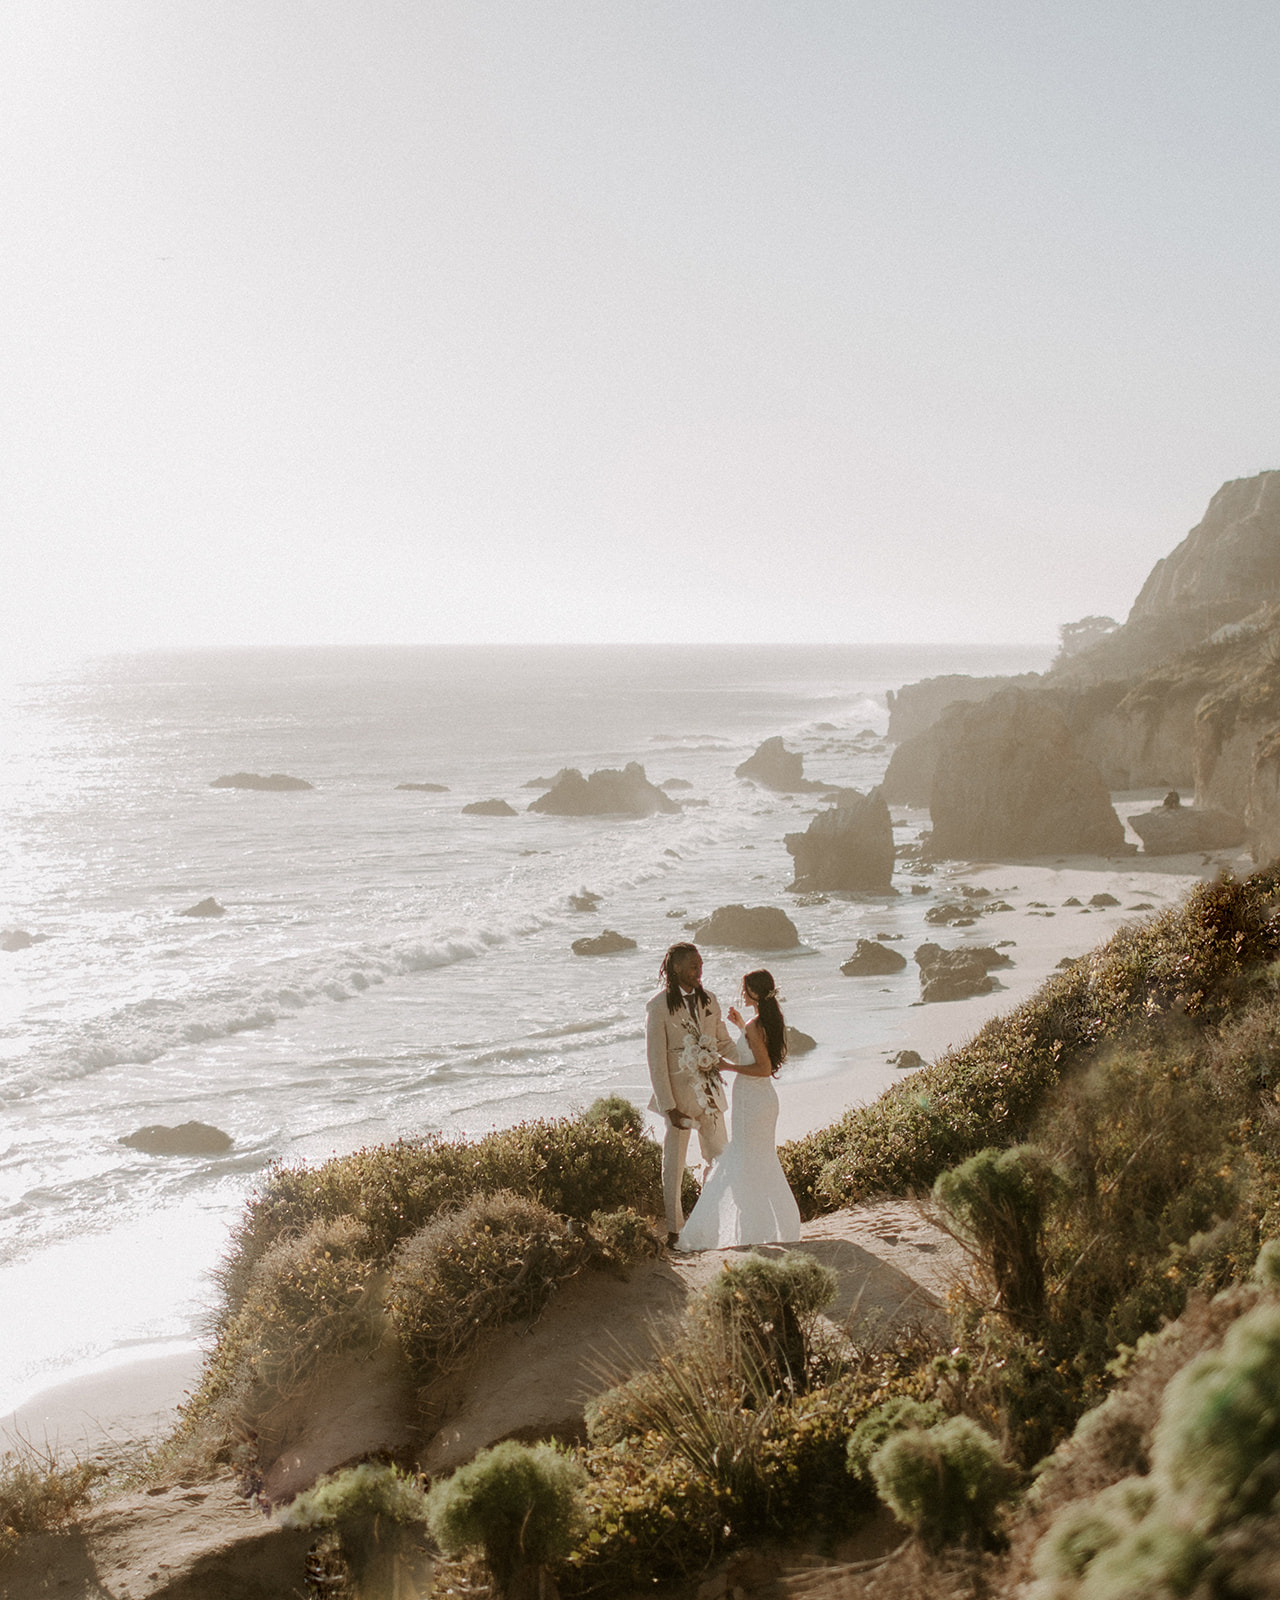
left=676, top=968, right=802, bottom=1251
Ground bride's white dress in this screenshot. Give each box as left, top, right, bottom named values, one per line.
left=677, top=1032, right=802, bottom=1251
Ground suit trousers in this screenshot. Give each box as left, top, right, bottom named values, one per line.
left=662, top=1119, right=692, bottom=1236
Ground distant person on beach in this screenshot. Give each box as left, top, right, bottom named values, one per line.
left=675, top=968, right=802, bottom=1252
left=645, top=942, right=731, bottom=1245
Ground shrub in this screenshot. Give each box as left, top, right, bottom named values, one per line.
left=1252, top=1236, right=1280, bottom=1287
left=586, top=1207, right=663, bottom=1276
left=1030, top=1475, right=1157, bottom=1587
left=215, top=1112, right=662, bottom=1325
left=1152, top=1300, right=1280, bottom=1530
left=934, top=1145, right=1055, bottom=1323
left=846, top=1394, right=949, bottom=1483
left=278, top=1462, right=429, bottom=1600
left=700, top=1250, right=838, bottom=1393
left=425, top=1440, right=585, bottom=1599
left=386, top=1191, right=584, bottom=1380
left=0, top=1445, right=103, bottom=1562
left=582, top=1095, right=646, bottom=1136
left=870, top=1415, right=1018, bottom=1549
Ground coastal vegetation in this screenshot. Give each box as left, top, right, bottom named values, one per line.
left=16, top=865, right=1280, bottom=1597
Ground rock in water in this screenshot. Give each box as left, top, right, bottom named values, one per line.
left=928, top=689, right=1124, bottom=859
left=1129, top=803, right=1245, bottom=854
left=914, top=943, right=1009, bottom=1003
left=179, top=897, right=225, bottom=918
left=571, top=929, right=637, bottom=956
left=528, top=763, right=679, bottom=816
left=210, top=772, right=314, bottom=791
left=840, top=939, right=908, bottom=976
left=121, top=1121, right=234, bottom=1155
left=692, top=904, right=800, bottom=949
left=1, top=929, right=46, bottom=951
left=785, top=788, right=896, bottom=892
left=396, top=781, right=449, bottom=792
left=889, top=1049, right=926, bottom=1070
left=785, top=1027, right=817, bottom=1056
left=735, top=737, right=813, bottom=791
left=462, top=798, right=517, bottom=816
left=569, top=889, right=602, bottom=911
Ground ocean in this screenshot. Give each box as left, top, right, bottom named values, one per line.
left=0, top=642, right=1050, bottom=1414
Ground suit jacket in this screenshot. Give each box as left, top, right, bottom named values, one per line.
left=645, top=986, right=731, bottom=1122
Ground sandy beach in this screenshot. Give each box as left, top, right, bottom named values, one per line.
left=2, top=796, right=1247, bottom=1460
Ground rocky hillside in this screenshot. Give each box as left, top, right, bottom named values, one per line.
left=887, top=471, right=1280, bottom=860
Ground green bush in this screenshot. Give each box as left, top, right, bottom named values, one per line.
left=1070, top=1516, right=1211, bottom=1600
left=934, top=1145, right=1055, bottom=1323
left=582, top=1095, right=646, bottom=1136
left=1153, top=1300, right=1280, bottom=1530
left=1252, top=1236, right=1280, bottom=1287
left=279, top=1462, right=428, bottom=1600
left=215, top=1110, right=662, bottom=1326
left=1031, top=1476, right=1157, bottom=1587
left=386, top=1191, right=584, bottom=1380
left=700, top=1250, right=837, bottom=1393
left=845, top=1394, right=948, bottom=1483
left=870, top=1415, right=1018, bottom=1549
left=425, top=1440, right=585, bottom=1599
left=587, top=1207, right=663, bottom=1276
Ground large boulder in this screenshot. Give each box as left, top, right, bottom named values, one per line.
left=914, top=943, right=1009, bottom=1004
left=734, top=737, right=817, bottom=792
left=461, top=798, right=517, bottom=816
left=1129, top=800, right=1246, bottom=854
left=210, top=772, right=313, bottom=791
left=120, top=1121, right=234, bottom=1155
left=571, top=929, right=637, bottom=956
left=179, top=897, right=226, bottom=918
left=691, top=904, right=800, bottom=950
left=840, top=939, right=907, bottom=976
left=785, top=788, right=895, bottom=892
left=928, top=689, right=1125, bottom=859
left=528, top=763, right=678, bottom=817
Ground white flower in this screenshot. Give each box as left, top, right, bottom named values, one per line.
left=677, top=1030, right=725, bottom=1116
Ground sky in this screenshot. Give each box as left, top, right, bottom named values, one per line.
left=2, top=2, right=1279, bottom=668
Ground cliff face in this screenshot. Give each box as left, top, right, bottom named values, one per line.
left=1130, top=471, right=1280, bottom=624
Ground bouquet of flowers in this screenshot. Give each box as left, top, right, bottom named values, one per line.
left=676, top=1023, right=726, bottom=1117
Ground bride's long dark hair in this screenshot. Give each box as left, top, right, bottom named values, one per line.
left=744, top=969, right=787, bottom=1074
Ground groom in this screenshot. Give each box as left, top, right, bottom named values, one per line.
left=645, top=942, right=731, bottom=1246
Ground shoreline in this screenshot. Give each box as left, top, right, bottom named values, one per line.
left=4, top=809, right=1248, bottom=1454
left=0, top=1346, right=204, bottom=1461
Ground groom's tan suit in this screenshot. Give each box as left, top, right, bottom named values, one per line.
left=646, top=985, right=731, bottom=1236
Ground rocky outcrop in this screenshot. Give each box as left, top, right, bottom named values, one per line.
left=1130, top=471, right=1280, bottom=625
left=528, top=764, right=679, bottom=817
left=785, top=788, right=895, bottom=892
left=840, top=939, right=908, bottom=975
left=462, top=798, right=517, bottom=816
left=1248, top=727, right=1280, bottom=864
left=211, top=772, right=314, bottom=791
left=691, top=904, right=800, bottom=950
left=928, top=689, right=1125, bottom=859
left=881, top=702, right=969, bottom=806
left=914, top=943, right=1011, bottom=1004
left=179, top=897, right=225, bottom=917
left=735, top=737, right=818, bottom=791
left=120, top=1121, right=234, bottom=1155
left=890, top=1049, right=926, bottom=1070
left=571, top=929, right=637, bottom=956
left=1, top=928, right=46, bottom=951
left=786, top=1027, right=817, bottom=1056
left=396, top=781, right=449, bottom=792
left=1129, top=800, right=1246, bottom=855
left=569, top=889, right=602, bottom=912
left=885, top=673, right=1042, bottom=743
left=661, top=778, right=693, bottom=791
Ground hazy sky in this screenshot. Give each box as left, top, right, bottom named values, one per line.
left=4, top=3, right=1279, bottom=667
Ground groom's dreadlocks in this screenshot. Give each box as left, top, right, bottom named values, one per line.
left=660, top=943, right=710, bottom=1014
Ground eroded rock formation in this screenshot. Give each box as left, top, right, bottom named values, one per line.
left=735, top=737, right=816, bottom=791
left=1129, top=800, right=1245, bottom=855
left=462, top=799, right=517, bottom=816
left=571, top=930, right=637, bottom=956
left=528, top=763, right=679, bottom=816
left=785, top=788, right=895, bottom=892
left=840, top=939, right=908, bottom=975
left=928, top=690, right=1125, bottom=860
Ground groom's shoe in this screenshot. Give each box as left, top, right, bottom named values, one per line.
left=666, top=1232, right=680, bottom=1249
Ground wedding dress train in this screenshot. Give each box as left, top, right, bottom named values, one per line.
left=676, top=1032, right=801, bottom=1251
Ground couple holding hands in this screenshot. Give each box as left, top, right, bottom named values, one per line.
left=645, top=941, right=801, bottom=1253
